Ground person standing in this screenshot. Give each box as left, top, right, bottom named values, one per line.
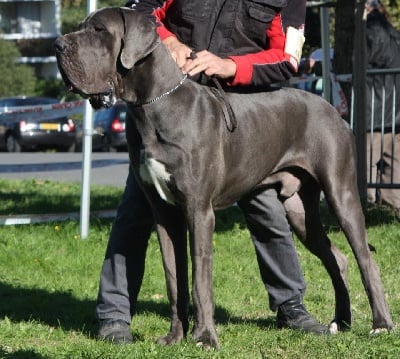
left=365, top=0, right=400, bottom=211
left=96, top=0, right=329, bottom=343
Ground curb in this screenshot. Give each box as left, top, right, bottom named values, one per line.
left=0, top=209, right=116, bottom=225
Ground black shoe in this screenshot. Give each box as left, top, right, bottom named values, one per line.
left=276, top=295, right=329, bottom=334
left=98, top=319, right=134, bottom=344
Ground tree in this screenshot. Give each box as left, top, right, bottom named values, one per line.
left=331, top=0, right=399, bottom=80
left=61, top=0, right=123, bottom=34
left=0, top=39, right=36, bottom=97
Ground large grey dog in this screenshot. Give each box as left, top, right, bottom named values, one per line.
left=54, top=7, right=394, bottom=349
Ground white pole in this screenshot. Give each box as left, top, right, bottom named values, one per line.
left=80, top=0, right=97, bottom=238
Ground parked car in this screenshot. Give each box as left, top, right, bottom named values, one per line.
left=0, top=96, right=77, bottom=152
left=92, top=101, right=127, bottom=152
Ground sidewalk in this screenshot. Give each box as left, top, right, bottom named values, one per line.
left=1, top=152, right=130, bottom=225
left=0, top=152, right=129, bottom=187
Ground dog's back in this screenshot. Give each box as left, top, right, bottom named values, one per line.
left=204, top=87, right=355, bottom=208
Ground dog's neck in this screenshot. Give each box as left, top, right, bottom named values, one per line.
left=122, top=43, right=187, bottom=106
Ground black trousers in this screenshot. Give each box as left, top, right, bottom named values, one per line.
left=96, top=166, right=306, bottom=323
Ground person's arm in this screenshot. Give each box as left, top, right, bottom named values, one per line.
left=228, top=14, right=293, bottom=86
left=126, top=0, right=191, bottom=66
left=228, top=0, right=306, bottom=86
left=181, top=0, right=306, bottom=86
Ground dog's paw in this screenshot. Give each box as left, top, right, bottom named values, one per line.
left=369, top=328, right=389, bottom=335
left=329, top=320, right=351, bottom=334
left=329, top=322, right=339, bottom=334
left=156, top=330, right=184, bottom=345
left=192, top=326, right=220, bottom=350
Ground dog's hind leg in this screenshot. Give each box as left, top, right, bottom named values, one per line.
left=323, top=174, right=394, bottom=332
left=283, top=187, right=352, bottom=332
left=153, top=203, right=190, bottom=345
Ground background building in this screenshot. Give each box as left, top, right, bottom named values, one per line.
left=0, top=0, right=61, bottom=79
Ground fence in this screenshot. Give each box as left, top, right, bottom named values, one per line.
left=295, top=68, right=400, bottom=200
left=352, top=68, right=400, bottom=205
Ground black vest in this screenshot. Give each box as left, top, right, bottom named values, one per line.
left=163, top=0, right=287, bottom=57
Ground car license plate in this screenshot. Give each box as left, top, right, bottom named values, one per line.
left=40, top=123, right=59, bottom=130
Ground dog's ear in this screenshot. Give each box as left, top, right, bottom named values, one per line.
left=119, top=8, right=160, bottom=69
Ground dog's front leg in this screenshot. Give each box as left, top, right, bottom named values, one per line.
left=154, top=206, right=190, bottom=345
left=188, top=206, right=220, bottom=350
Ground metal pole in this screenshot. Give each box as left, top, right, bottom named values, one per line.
left=80, top=101, right=93, bottom=238
left=80, top=0, right=97, bottom=238
left=320, top=0, right=331, bottom=102
left=353, top=0, right=367, bottom=201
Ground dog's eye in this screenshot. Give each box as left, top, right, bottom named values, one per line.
left=93, top=24, right=107, bottom=32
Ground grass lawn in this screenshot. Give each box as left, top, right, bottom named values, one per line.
left=0, top=179, right=399, bottom=358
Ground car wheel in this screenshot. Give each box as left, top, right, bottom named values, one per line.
left=74, top=141, right=82, bottom=152
left=101, top=136, right=112, bottom=152
left=66, top=141, right=77, bottom=153
left=6, top=134, right=22, bottom=152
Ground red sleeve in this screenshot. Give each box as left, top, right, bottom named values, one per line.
left=151, top=0, right=176, bottom=40
left=228, top=12, right=295, bottom=86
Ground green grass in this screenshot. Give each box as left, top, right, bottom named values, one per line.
left=0, top=179, right=399, bottom=358
left=0, top=179, right=123, bottom=216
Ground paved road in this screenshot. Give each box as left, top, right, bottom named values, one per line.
left=0, top=152, right=130, bottom=187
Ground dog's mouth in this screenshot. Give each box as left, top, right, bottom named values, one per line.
left=59, top=67, right=116, bottom=109
left=88, top=91, right=116, bottom=109
left=71, top=83, right=116, bottom=110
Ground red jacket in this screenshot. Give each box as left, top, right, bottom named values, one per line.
left=127, top=0, right=306, bottom=88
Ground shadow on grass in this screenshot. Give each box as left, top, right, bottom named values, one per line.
left=136, top=300, right=276, bottom=330
left=0, top=282, right=98, bottom=336
left=215, top=206, right=247, bottom=232
left=215, top=201, right=400, bottom=234
left=0, top=348, right=47, bottom=359
left=311, top=201, right=399, bottom=233
left=0, top=281, right=275, bottom=341
left=215, top=201, right=400, bottom=236
left=0, top=189, right=121, bottom=216
left=0, top=191, right=81, bottom=215
left=214, top=306, right=276, bottom=330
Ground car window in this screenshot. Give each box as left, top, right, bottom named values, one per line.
left=115, top=105, right=127, bottom=121
left=94, top=108, right=112, bottom=123
left=23, top=98, right=58, bottom=106
left=118, top=109, right=126, bottom=121
left=0, top=99, right=20, bottom=110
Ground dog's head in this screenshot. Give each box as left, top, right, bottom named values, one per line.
left=54, top=7, right=160, bottom=109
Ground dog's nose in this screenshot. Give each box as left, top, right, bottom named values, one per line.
left=54, top=37, right=67, bottom=53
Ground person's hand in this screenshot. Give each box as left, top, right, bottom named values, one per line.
left=162, top=36, right=192, bottom=68
left=162, top=37, right=237, bottom=80
left=182, top=50, right=236, bottom=79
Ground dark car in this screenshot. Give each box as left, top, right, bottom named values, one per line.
left=0, top=96, right=77, bottom=152
left=92, top=101, right=127, bottom=152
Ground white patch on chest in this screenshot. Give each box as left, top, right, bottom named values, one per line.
left=139, top=155, right=175, bottom=205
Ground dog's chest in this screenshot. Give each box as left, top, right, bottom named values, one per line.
left=139, top=151, right=175, bottom=204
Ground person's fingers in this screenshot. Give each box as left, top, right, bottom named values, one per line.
left=181, top=50, right=236, bottom=79
left=182, top=51, right=212, bottom=74
left=163, top=37, right=192, bottom=68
